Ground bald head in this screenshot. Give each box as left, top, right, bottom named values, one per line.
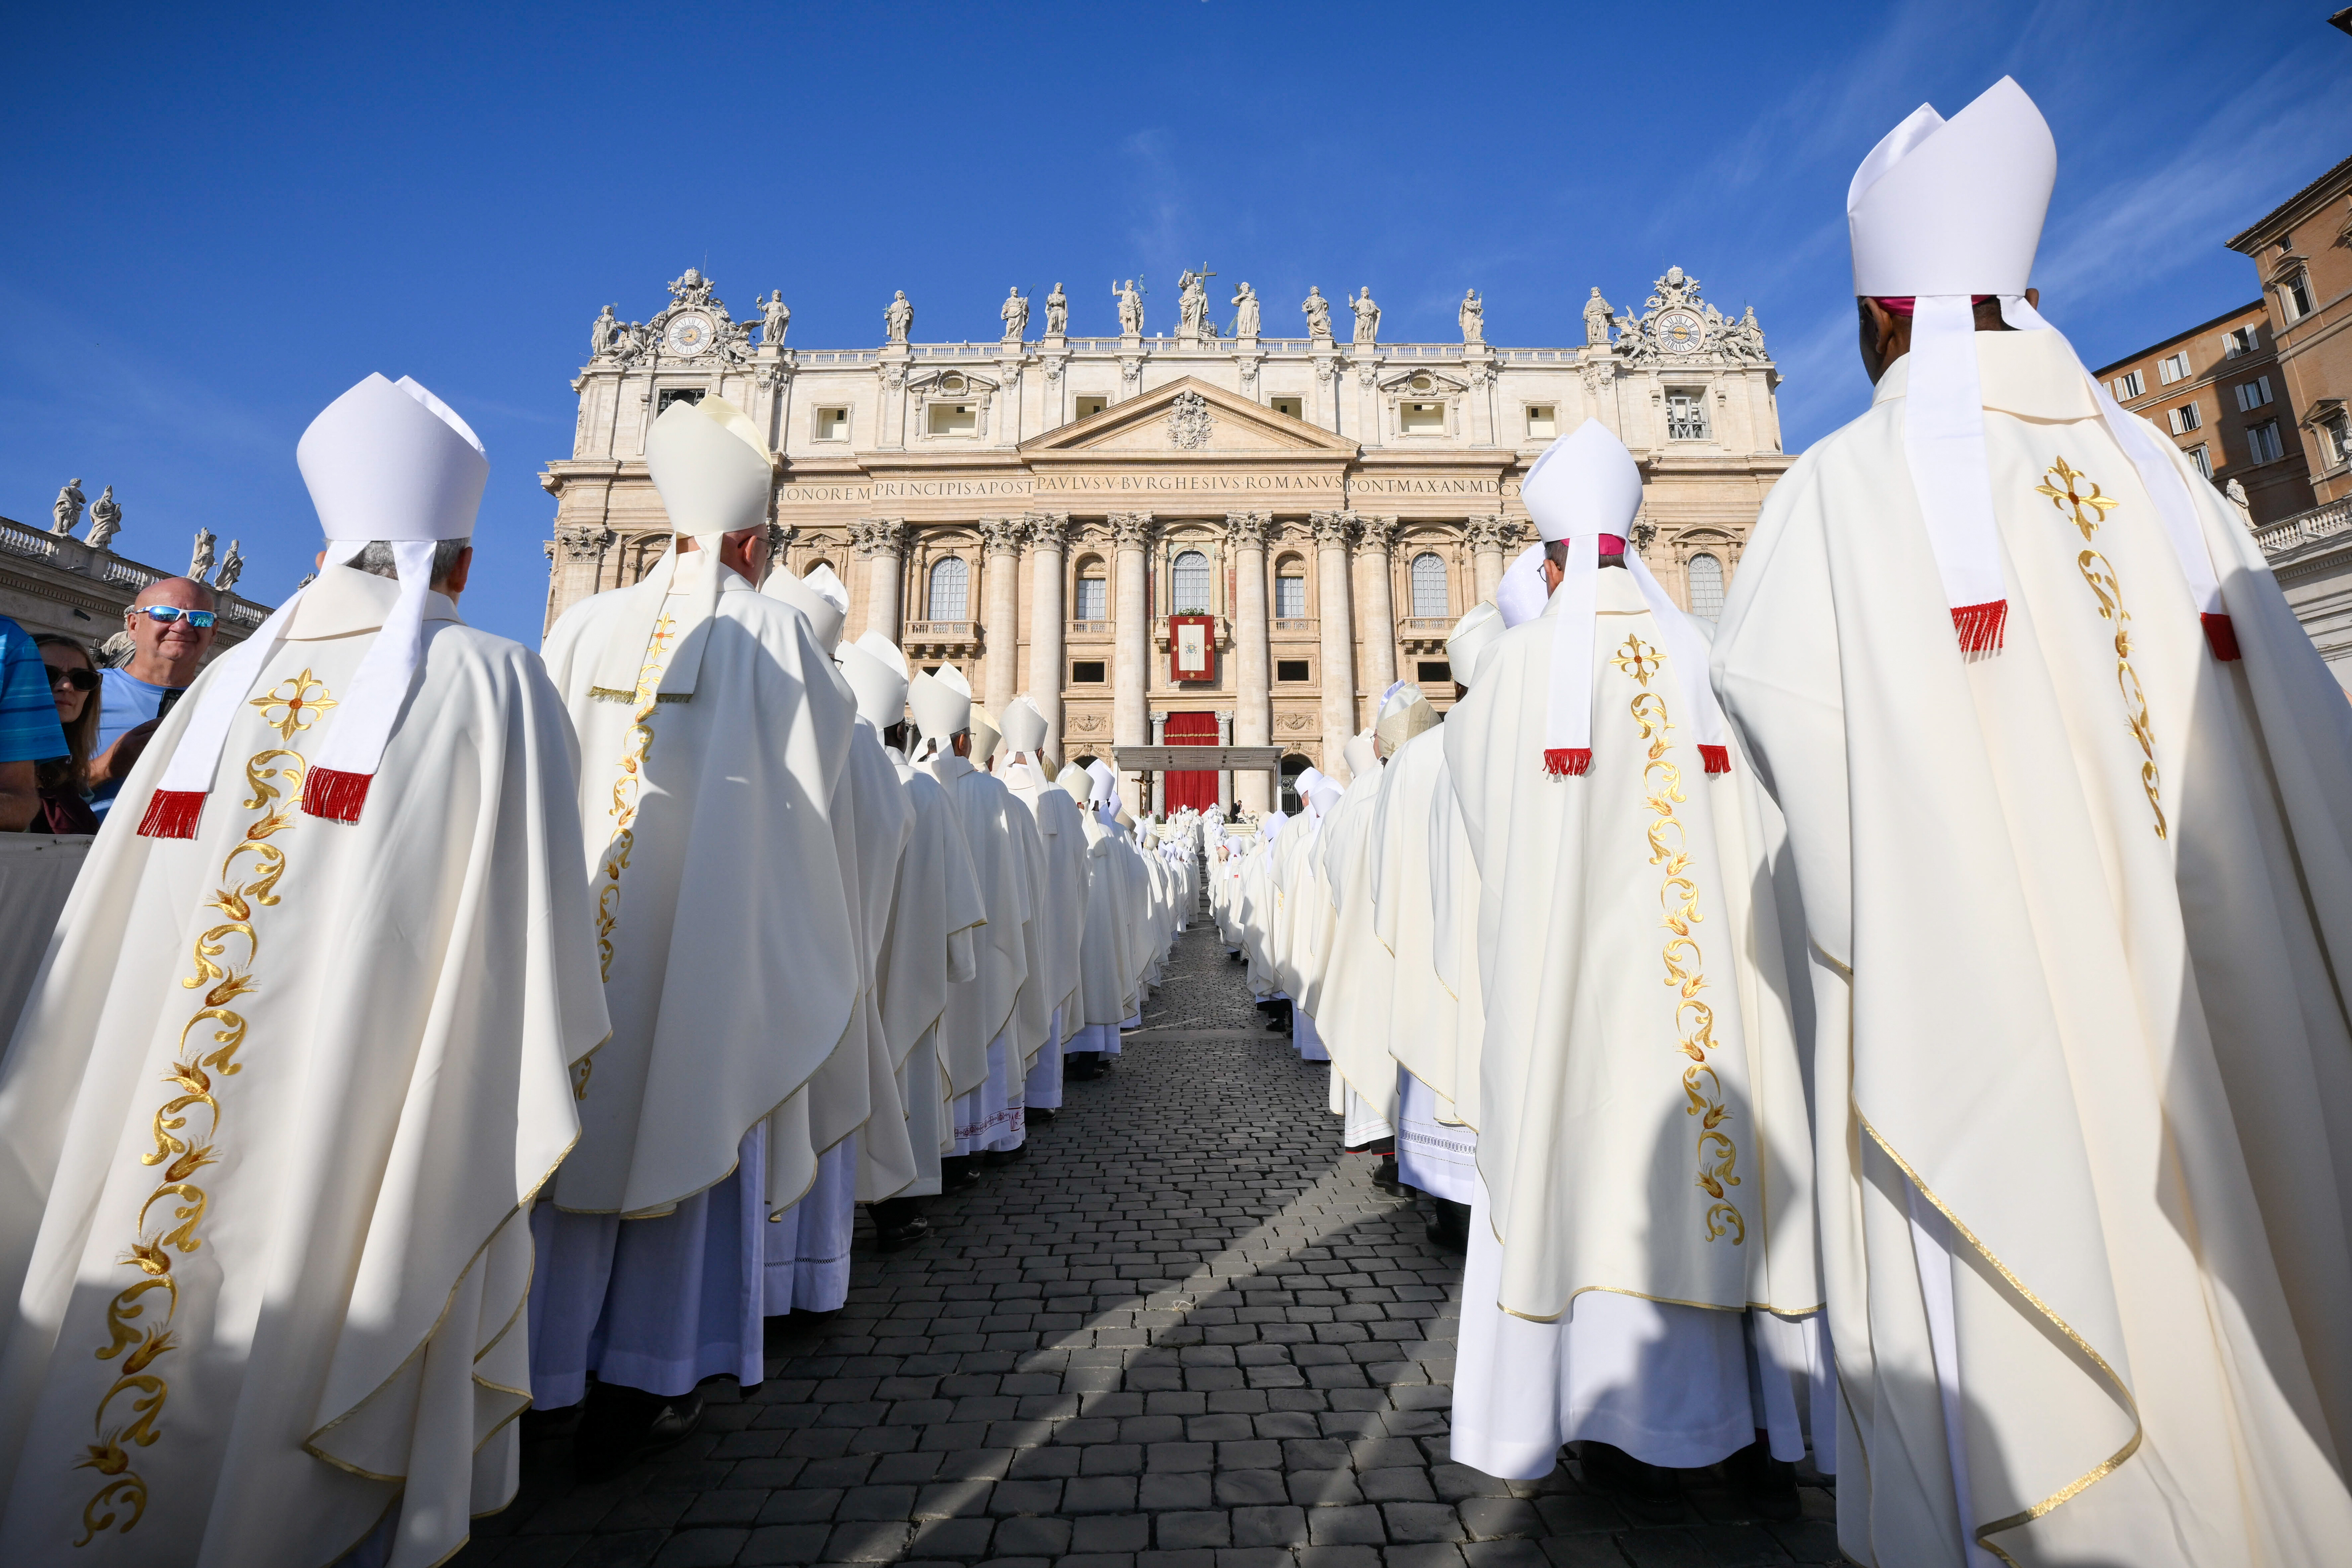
left=124, top=576, right=218, bottom=686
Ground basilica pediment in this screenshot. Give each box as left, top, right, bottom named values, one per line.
left=1018, top=377, right=1357, bottom=459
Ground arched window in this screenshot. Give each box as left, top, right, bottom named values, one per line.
left=928, top=555, right=969, bottom=620
left=1074, top=556, right=1107, bottom=622
left=1171, top=550, right=1212, bottom=613
left=1686, top=552, right=1724, bottom=621
left=1274, top=556, right=1307, bottom=620
left=1409, top=551, right=1448, bottom=618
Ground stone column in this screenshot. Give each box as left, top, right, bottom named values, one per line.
left=1216, top=709, right=1234, bottom=815
left=852, top=518, right=908, bottom=646
left=1149, top=711, right=1167, bottom=814
left=1468, top=515, right=1511, bottom=603
left=1026, top=513, right=1069, bottom=759
left=1110, top=512, right=1156, bottom=805
left=550, top=525, right=615, bottom=633
left=1226, top=511, right=1274, bottom=812
left=977, top=515, right=1025, bottom=717
left=1310, top=511, right=1359, bottom=781
left=1352, top=513, right=1399, bottom=696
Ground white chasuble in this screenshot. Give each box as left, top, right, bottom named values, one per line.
left=925, top=757, right=1033, bottom=1101
left=1713, top=328, right=2352, bottom=1565
left=1444, top=569, right=1819, bottom=1323
left=1005, top=765, right=1090, bottom=1041
left=879, top=759, right=983, bottom=1193
left=541, top=560, right=860, bottom=1219
left=1309, top=769, right=1398, bottom=1126
left=0, top=566, right=606, bottom=1567
left=1072, top=812, right=1137, bottom=1031
left=832, top=721, right=917, bottom=1204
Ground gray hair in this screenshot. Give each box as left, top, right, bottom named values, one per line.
left=350, top=538, right=471, bottom=585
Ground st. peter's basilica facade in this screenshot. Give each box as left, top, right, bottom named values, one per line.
left=542, top=266, right=1790, bottom=811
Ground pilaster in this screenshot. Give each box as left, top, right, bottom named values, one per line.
left=1352, top=513, right=1400, bottom=695
left=1309, top=510, right=1359, bottom=781
left=976, top=515, right=1026, bottom=716
left=851, top=517, right=910, bottom=644
left=1225, top=510, right=1274, bottom=812
left=1110, top=511, right=1157, bottom=803
left=1025, top=512, right=1069, bottom=760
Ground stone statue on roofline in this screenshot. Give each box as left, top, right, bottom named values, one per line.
left=52, top=478, right=84, bottom=537
left=86, top=485, right=121, bottom=550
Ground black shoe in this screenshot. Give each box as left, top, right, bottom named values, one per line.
left=1424, top=1197, right=1470, bottom=1252
left=941, top=1156, right=981, bottom=1191
left=1025, top=1107, right=1056, bottom=1126
left=869, top=1197, right=930, bottom=1252
left=1721, top=1435, right=1802, bottom=1521
left=1578, top=1441, right=1682, bottom=1523
left=1066, top=1053, right=1103, bottom=1081
left=573, top=1383, right=706, bottom=1482
left=1370, top=1153, right=1402, bottom=1191
left=980, top=1149, right=1013, bottom=1169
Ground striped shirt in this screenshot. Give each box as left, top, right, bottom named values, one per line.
left=0, top=616, right=69, bottom=764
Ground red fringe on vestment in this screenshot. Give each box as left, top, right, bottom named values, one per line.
left=1542, top=748, right=1593, bottom=777
left=136, top=790, right=205, bottom=839
left=2202, top=613, right=2242, bottom=662
left=1699, top=745, right=1731, bottom=775
left=301, top=767, right=373, bottom=823
left=1950, top=600, right=2009, bottom=655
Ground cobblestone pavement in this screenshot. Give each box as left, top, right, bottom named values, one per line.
left=457, top=884, right=1843, bottom=1568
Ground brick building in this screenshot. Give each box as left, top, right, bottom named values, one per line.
left=2093, top=300, right=2313, bottom=524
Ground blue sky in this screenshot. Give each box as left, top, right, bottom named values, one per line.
left=3, top=1, right=2345, bottom=646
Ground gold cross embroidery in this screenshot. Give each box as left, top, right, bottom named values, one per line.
left=252, top=670, right=337, bottom=742
left=2035, top=456, right=2120, bottom=542
left=1611, top=635, right=1662, bottom=687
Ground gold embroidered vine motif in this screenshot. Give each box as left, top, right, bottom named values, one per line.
left=1615, top=634, right=1744, bottom=1245
left=2036, top=457, right=2165, bottom=839
left=592, top=613, right=680, bottom=1016
left=73, top=673, right=329, bottom=1546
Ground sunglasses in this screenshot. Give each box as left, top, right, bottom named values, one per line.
left=132, top=606, right=216, bottom=629
left=46, top=666, right=98, bottom=692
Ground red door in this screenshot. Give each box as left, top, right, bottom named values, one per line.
left=1163, top=711, right=1220, bottom=811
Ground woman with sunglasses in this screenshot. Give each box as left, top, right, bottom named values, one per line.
left=88, top=576, right=218, bottom=819
left=30, top=635, right=100, bottom=834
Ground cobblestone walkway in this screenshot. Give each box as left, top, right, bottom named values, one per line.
left=459, top=890, right=1842, bottom=1568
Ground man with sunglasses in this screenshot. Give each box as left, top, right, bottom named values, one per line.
left=87, top=575, right=217, bottom=818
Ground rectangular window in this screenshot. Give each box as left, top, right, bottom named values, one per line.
left=1074, top=395, right=1108, bottom=419
left=2248, top=420, right=2285, bottom=464
left=2223, top=326, right=2260, bottom=357
left=927, top=402, right=978, bottom=436
left=2235, top=376, right=2274, bottom=413
left=2327, top=413, right=2352, bottom=466
left=813, top=406, right=849, bottom=441
left=2158, top=351, right=2192, bottom=384
left=2186, top=443, right=2213, bottom=478
left=1070, top=660, right=1106, bottom=684
left=1666, top=389, right=1710, bottom=441
left=1525, top=405, right=1557, bottom=439
left=1274, top=576, right=1306, bottom=619
left=1271, top=396, right=1304, bottom=419
left=2167, top=404, right=2202, bottom=434
left=1074, top=577, right=1106, bottom=621
left=1276, top=659, right=1311, bottom=682
left=656, top=387, right=705, bottom=414
left=2111, top=369, right=2145, bottom=400
left=1399, top=400, right=1446, bottom=434
left=1417, top=660, right=1452, bottom=685
left=2284, top=270, right=2314, bottom=320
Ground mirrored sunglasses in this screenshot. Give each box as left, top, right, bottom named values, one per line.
left=134, top=606, right=216, bottom=629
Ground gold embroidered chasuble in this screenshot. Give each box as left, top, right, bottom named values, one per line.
left=0, top=565, right=606, bottom=1566
left=1442, top=570, right=1819, bottom=1325
left=1713, top=328, right=2352, bottom=1564
left=542, top=561, right=861, bottom=1220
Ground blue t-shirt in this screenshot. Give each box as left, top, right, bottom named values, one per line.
left=0, top=616, right=68, bottom=766
left=89, top=666, right=179, bottom=817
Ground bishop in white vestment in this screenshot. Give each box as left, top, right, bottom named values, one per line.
left=0, top=375, right=608, bottom=1567
left=533, top=396, right=862, bottom=1475
left=1714, top=79, right=2352, bottom=1566
left=1445, top=420, right=1823, bottom=1512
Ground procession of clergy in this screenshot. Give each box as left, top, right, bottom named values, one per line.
left=4, top=78, right=2352, bottom=1568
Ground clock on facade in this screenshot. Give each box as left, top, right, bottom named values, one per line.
left=664, top=312, right=716, bottom=355
left=1656, top=311, right=1705, bottom=354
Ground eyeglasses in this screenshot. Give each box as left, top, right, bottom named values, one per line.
left=45, top=666, right=97, bottom=692
left=132, top=606, right=216, bottom=629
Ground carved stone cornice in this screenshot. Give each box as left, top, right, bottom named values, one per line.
left=1109, top=512, right=1158, bottom=548
left=1308, top=511, right=1356, bottom=548
left=554, top=524, right=615, bottom=564
left=1224, top=511, right=1273, bottom=549
left=1025, top=511, right=1071, bottom=551
left=976, top=515, right=1026, bottom=556
left=850, top=518, right=910, bottom=557
left=1353, top=514, right=1401, bottom=554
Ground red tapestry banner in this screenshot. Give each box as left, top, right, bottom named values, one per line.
left=1163, top=711, right=1220, bottom=812
left=1169, top=615, right=1215, bottom=682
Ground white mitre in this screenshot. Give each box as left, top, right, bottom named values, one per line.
left=1002, top=695, right=1049, bottom=756
left=1848, top=76, right=2226, bottom=652
left=590, top=395, right=774, bottom=700
left=1375, top=682, right=1438, bottom=752
left=1343, top=731, right=1379, bottom=778
left=1056, top=762, right=1093, bottom=803
left=1495, top=542, right=1547, bottom=628
left=909, top=662, right=972, bottom=755
left=763, top=562, right=848, bottom=652
left=1446, top=602, right=1505, bottom=689
left=837, top=641, right=909, bottom=729
left=969, top=703, right=1003, bottom=766
left=145, top=372, right=487, bottom=837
